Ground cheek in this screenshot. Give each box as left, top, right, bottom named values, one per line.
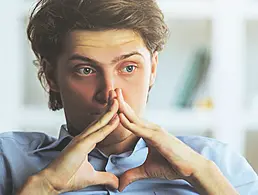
left=122, top=72, right=150, bottom=114
left=59, top=76, right=95, bottom=106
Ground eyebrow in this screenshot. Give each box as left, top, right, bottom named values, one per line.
left=68, top=51, right=143, bottom=66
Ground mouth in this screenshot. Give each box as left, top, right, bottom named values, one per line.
left=88, top=105, right=115, bottom=116
left=88, top=110, right=105, bottom=116
left=90, top=112, right=102, bottom=115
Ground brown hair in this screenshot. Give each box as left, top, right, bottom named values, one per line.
left=27, top=0, right=169, bottom=111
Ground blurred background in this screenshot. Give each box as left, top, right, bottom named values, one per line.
left=0, top=0, right=258, bottom=173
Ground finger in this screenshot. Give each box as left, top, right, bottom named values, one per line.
left=116, top=88, right=161, bottom=131
left=115, top=88, right=143, bottom=126
left=109, top=89, right=117, bottom=101
left=108, top=90, right=112, bottom=105
left=120, top=112, right=196, bottom=168
left=119, top=112, right=157, bottom=140
left=119, top=166, right=147, bottom=192
left=84, top=90, right=114, bottom=130
left=83, top=113, right=120, bottom=152
left=94, top=171, right=119, bottom=190
left=81, top=99, right=119, bottom=138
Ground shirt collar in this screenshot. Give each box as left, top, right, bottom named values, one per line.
left=58, top=124, right=71, bottom=139
left=90, top=137, right=147, bottom=159
left=29, top=125, right=73, bottom=154
left=58, top=125, right=147, bottom=158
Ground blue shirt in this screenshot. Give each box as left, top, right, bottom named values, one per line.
left=0, top=125, right=257, bottom=195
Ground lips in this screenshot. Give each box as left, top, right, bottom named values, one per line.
left=89, top=110, right=105, bottom=115
left=88, top=107, right=109, bottom=115
left=90, top=112, right=102, bottom=115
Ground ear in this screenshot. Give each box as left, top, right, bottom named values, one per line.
left=42, top=58, right=59, bottom=92
left=149, top=51, right=158, bottom=86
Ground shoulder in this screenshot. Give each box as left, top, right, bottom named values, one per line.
left=176, top=135, right=227, bottom=157
left=177, top=135, right=258, bottom=192
left=0, top=130, right=56, bottom=152
left=0, top=131, right=57, bottom=193
left=176, top=135, right=250, bottom=170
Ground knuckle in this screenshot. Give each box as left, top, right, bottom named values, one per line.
left=154, top=124, right=162, bottom=130
left=145, top=130, right=155, bottom=140
left=150, top=123, right=161, bottom=131
left=140, top=122, right=148, bottom=129
left=126, top=121, right=134, bottom=130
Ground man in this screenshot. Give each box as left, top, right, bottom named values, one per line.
left=0, top=0, right=257, bottom=194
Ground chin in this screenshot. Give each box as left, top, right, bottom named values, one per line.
left=100, top=123, right=133, bottom=145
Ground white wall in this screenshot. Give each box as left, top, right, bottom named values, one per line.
left=1, top=0, right=258, bottom=172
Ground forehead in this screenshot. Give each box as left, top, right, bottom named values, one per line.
left=63, top=30, right=150, bottom=59
left=70, top=29, right=145, bottom=48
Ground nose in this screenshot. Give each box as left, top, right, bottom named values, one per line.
left=94, top=74, right=117, bottom=105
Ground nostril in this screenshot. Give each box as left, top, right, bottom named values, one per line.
left=100, top=99, right=108, bottom=105
left=95, top=97, right=108, bottom=105
left=94, top=90, right=113, bottom=105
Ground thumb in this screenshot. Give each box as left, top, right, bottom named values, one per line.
left=94, top=171, right=119, bottom=190
left=119, top=166, right=147, bottom=192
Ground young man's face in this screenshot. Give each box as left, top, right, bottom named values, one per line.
left=53, top=30, right=157, bottom=142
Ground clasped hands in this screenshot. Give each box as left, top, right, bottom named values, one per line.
left=39, top=88, right=210, bottom=194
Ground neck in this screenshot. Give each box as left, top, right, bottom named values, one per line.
left=67, top=122, right=140, bottom=156
left=96, top=134, right=140, bottom=156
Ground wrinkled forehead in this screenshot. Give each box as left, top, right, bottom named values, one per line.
left=66, top=30, right=145, bottom=49
left=62, top=29, right=151, bottom=62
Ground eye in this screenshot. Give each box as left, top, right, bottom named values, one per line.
left=121, top=65, right=137, bottom=73
left=77, top=67, right=95, bottom=75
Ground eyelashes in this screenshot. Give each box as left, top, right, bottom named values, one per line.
left=76, top=67, right=96, bottom=75
left=75, top=64, right=138, bottom=76
left=120, top=65, right=137, bottom=73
